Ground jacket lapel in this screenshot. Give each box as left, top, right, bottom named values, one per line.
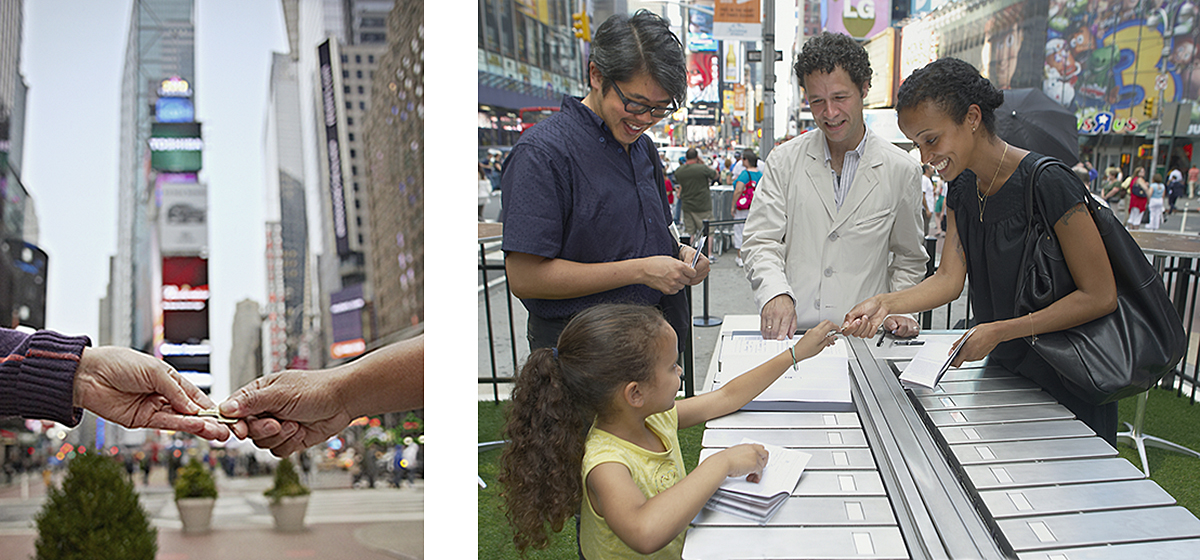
left=803, top=133, right=839, bottom=222
left=829, top=129, right=881, bottom=232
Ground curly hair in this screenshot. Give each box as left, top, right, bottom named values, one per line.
left=498, top=304, right=668, bottom=553
left=589, top=9, right=686, bottom=106
left=896, top=58, right=1006, bottom=135
left=794, top=32, right=872, bottom=91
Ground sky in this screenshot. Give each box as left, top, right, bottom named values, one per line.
left=20, top=1, right=289, bottom=400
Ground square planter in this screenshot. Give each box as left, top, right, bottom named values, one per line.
left=268, top=495, right=310, bottom=532
left=176, top=497, right=216, bottom=534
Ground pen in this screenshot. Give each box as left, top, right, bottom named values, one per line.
left=689, top=235, right=708, bottom=268
left=894, top=339, right=925, bottom=346
left=876, top=332, right=886, bottom=347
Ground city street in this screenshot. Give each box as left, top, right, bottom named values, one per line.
left=0, top=466, right=423, bottom=560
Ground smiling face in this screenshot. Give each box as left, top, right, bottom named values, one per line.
left=898, top=99, right=981, bottom=182
left=583, top=65, right=673, bottom=149
left=803, top=67, right=868, bottom=153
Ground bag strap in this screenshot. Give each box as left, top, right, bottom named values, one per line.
left=1024, top=156, right=1090, bottom=235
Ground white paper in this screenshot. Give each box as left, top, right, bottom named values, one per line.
left=713, top=335, right=851, bottom=408
left=898, top=328, right=975, bottom=389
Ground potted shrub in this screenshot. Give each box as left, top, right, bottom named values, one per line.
left=264, top=455, right=311, bottom=532
left=174, top=457, right=218, bottom=534
left=33, top=452, right=157, bottom=560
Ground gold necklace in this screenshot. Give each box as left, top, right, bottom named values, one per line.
left=978, top=142, right=1009, bottom=222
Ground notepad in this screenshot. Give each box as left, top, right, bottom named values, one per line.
left=898, top=328, right=975, bottom=389
left=703, top=439, right=812, bottom=524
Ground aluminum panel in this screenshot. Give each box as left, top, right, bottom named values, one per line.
left=707, top=412, right=861, bottom=429
left=924, top=404, right=1075, bottom=427
left=980, top=480, right=1176, bottom=518
left=699, top=447, right=877, bottom=470
left=998, top=507, right=1200, bottom=551
left=939, top=420, right=1095, bottom=444
left=692, top=496, right=897, bottom=527
left=910, top=377, right=1041, bottom=395
left=963, top=459, right=1146, bottom=490
left=951, top=438, right=1116, bottom=465
left=703, top=428, right=868, bottom=448
left=916, top=391, right=1057, bottom=410
left=1015, top=539, right=1200, bottom=560
left=794, top=471, right=886, bottom=497
left=682, top=526, right=908, bottom=559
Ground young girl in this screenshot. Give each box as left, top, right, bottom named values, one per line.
left=500, top=304, right=838, bottom=558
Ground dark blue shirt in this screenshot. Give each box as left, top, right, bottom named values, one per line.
left=500, top=95, right=676, bottom=321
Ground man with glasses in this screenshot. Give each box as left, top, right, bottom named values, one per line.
left=500, top=10, right=709, bottom=352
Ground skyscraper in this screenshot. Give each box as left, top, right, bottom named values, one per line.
left=111, top=0, right=197, bottom=353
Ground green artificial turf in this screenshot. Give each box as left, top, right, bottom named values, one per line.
left=479, top=387, right=1200, bottom=557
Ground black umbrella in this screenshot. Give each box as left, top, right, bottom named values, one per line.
left=994, top=88, right=1080, bottom=167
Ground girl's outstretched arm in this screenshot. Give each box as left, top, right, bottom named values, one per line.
left=587, top=443, right=767, bottom=555
left=676, top=320, right=839, bottom=430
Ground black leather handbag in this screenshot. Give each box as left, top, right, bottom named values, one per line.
left=1014, top=157, right=1186, bottom=405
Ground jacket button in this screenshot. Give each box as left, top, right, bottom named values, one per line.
left=829, top=231, right=838, bottom=241
left=824, top=267, right=834, bottom=277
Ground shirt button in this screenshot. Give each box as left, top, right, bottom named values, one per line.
left=813, top=299, right=820, bottom=310
left=824, top=267, right=834, bottom=277
left=828, top=231, right=839, bottom=241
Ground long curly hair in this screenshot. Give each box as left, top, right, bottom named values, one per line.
left=896, top=57, right=1006, bottom=136
left=498, top=304, right=668, bottom=553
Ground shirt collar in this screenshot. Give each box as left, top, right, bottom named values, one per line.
left=822, top=127, right=870, bottom=165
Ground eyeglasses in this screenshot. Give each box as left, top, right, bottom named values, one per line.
left=611, top=81, right=677, bottom=118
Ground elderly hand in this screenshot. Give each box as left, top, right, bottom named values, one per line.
left=220, top=370, right=353, bottom=457
left=882, top=315, right=921, bottom=338
left=73, top=347, right=230, bottom=441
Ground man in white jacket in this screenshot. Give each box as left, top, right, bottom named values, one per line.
left=743, top=33, right=928, bottom=340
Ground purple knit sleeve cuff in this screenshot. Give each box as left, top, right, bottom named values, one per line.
left=10, top=331, right=92, bottom=426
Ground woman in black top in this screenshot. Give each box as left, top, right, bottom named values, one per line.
left=841, top=58, right=1120, bottom=443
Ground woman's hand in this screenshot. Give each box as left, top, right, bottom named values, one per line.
left=842, top=296, right=890, bottom=338
left=949, top=323, right=1004, bottom=367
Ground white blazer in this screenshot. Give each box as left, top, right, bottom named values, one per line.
left=742, top=126, right=929, bottom=328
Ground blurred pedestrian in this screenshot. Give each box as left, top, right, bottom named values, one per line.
left=1189, top=164, right=1199, bottom=198
left=676, top=147, right=719, bottom=248
left=400, top=436, right=420, bottom=488
left=482, top=148, right=503, bottom=191
left=1102, top=168, right=1125, bottom=204
left=478, top=163, right=492, bottom=221
left=921, top=164, right=936, bottom=236
left=1148, top=172, right=1166, bottom=230
left=1167, top=169, right=1185, bottom=214
left=1126, top=167, right=1149, bottom=229
left=731, top=149, right=761, bottom=267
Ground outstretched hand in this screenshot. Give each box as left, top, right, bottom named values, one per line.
left=73, top=346, right=230, bottom=441
left=220, top=370, right=352, bottom=457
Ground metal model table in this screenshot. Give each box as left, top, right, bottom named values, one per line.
left=683, top=316, right=1200, bottom=559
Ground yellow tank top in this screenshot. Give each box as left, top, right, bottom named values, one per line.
left=579, top=407, right=687, bottom=559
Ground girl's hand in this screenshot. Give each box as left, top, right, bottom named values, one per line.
left=949, top=323, right=1002, bottom=367
left=792, top=320, right=839, bottom=361
left=718, top=443, right=769, bottom=483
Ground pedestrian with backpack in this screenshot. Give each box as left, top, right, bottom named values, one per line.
left=732, top=149, right=762, bottom=267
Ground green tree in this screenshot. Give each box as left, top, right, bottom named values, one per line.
left=34, top=453, right=157, bottom=560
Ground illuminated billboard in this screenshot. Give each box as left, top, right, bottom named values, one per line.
left=329, top=284, right=365, bottom=360
left=162, top=256, right=209, bottom=344
left=156, top=97, right=195, bottom=123
left=150, top=122, right=203, bottom=172
left=159, top=180, right=207, bottom=255
left=318, top=40, right=351, bottom=257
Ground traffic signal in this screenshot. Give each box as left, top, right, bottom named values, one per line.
left=572, top=11, right=591, bottom=41
left=1143, top=97, right=1155, bottom=118
left=755, top=102, right=763, bottom=122
left=1138, top=144, right=1153, bottom=158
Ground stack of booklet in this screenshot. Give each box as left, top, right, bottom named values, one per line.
left=703, top=440, right=812, bottom=524
left=712, top=333, right=852, bottom=411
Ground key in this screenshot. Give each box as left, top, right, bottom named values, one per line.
left=196, top=408, right=238, bottom=424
